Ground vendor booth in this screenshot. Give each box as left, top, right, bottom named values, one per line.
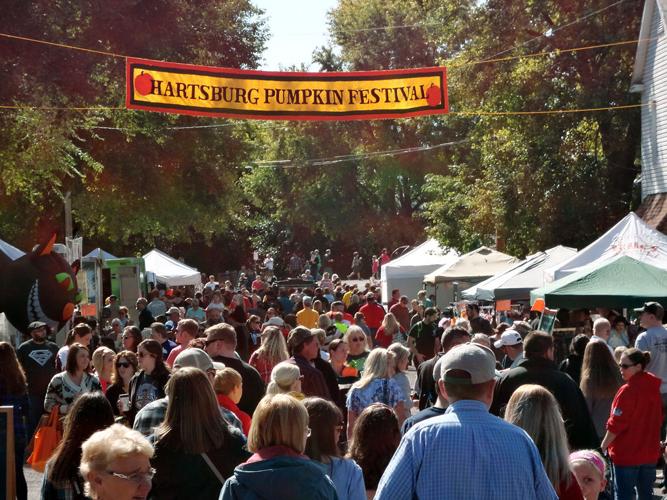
left=0, top=238, right=24, bottom=261
left=142, top=249, right=200, bottom=287
left=531, top=255, right=667, bottom=309
left=424, top=246, right=518, bottom=304
left=380, top=239, right=459, bottom=307
left=78, top=250, right=147, bottom=324
left=462, top=246, right=577, bottom=302
left=546, top=212, right=667, bottom=282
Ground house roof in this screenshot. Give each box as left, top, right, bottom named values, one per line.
left=632, top=0, right=667, bottom=91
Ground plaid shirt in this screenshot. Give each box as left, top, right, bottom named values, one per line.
left=133, top=397, right=168, bottom=437
left=133, top=396, right=246, bottom=441
left=41, top=462, right=87, bottom=500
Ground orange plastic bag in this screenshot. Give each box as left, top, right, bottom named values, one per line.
left=26, top=407, right=62, bottom=472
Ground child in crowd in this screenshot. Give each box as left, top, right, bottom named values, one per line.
left=333, top=312, right=349, bottom=336
left=569, top=450, right=607, bottom=500
left=214, top=368, right=252, bottom=436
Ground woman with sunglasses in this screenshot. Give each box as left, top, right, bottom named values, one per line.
left=105, top=351, right=138, bottom=416
left=344, top=326, right=370, bottom=376
left=346, top=348, right=406, bottom=439
left=266, top=361, right=305, bottom=399
left=601, top=348, right=662, bottom=500
left=123, top=339, right=170, bottom=425
left=304, top=397, right=366, bottom=500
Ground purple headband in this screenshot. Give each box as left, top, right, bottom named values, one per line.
left=569, top=450, right=605, bottom=477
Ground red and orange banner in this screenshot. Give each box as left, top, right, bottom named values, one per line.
left=126, top=58, right=448, bottom=121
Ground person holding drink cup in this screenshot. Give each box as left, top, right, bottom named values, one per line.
left=105, top=351, right=138, bottom=416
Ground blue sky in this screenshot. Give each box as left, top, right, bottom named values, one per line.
left=253, top=0, right=339, bottom=70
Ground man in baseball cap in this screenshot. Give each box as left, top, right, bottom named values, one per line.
left=376, top=343, right=557, bottom=499
left=287, top=326, right=332, bottom=401
left=173, top=348, right=225, bottom=374
left=634, top=301, right=667, bottom=435
left=494, top=329, right=524, bottom=370
left=134, top=348, right=238, bottom=437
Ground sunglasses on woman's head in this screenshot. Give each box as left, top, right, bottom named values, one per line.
left=117, top=362, right=131, bottom=368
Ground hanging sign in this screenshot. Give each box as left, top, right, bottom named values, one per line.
left=126, top=58, right=448, bottom=121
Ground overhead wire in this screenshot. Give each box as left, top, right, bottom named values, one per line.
left=0, top=1, right=648, bottom=127
left=485, top=0, right=630, bottom=60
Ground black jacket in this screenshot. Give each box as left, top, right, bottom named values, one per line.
left=150, top=430, right=250, bottom=500
left=491, top=356, right=600, bottom=451
left=415, top=352, right=444, bottom=410
left=558, top=354, right=584, bottom=386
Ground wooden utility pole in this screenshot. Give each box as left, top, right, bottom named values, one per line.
left=64, top=191, right=73, bottom=239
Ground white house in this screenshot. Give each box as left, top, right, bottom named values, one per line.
left=632, top=0, right=667, bottom=232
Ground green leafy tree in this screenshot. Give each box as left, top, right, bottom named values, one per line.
left=0, top=0, right=267, bottom=262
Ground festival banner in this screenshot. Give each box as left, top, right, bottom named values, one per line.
left=126, top=58, right=448, bottom=121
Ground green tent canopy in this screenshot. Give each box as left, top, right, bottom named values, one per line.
left=530, top=255, right=667, bottom=309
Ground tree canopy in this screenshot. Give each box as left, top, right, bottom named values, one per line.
left=0, top=0, right=645, bottom=273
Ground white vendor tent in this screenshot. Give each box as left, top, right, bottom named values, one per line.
left=545, top=212, right=667, bottom=282
left=424, top=246, right=519, bottom=285
left=142, top=249, right=200, bottom=287
left=462, top=246, right=577, bottom=302
left=83, top=248, right=118, bottom=260
left=381, top=239, right=459, bottom=306
left=0, top=237, right=25, bottom=260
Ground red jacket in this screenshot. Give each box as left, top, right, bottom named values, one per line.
left=217, top=393, right=252, bottom=436
left=607, top=370, right=663, bottom=466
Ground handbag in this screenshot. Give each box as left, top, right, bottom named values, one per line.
left=26, top=407, right=62, bottom=472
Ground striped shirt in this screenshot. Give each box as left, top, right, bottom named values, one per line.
left=375, top=400, right=558, bottom=500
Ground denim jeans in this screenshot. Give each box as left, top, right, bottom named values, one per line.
left=613, top=463, right=655, bottom=500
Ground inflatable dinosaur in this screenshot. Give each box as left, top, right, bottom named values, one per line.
left=0, top=235, right=81, bottom=335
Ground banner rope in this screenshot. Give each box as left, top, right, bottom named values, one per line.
left=449, top=103, right=647, bottom=116
left=0, top=102, right=647, bottom=116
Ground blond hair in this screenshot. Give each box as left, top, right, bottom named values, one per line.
left=353, top=348, right=394, bottom=390
left=343, top=325, right=367, bottom=345
left=267, top=362, right=301, bottom=395
left=248, top=394, right=308, bottom=453
left=91, top=346, right=114, bottom=375
left=255, top=326, right=289, bottom=366
left=80, top=424, right=153, bottom=496
left=214, top=367, right=242, bottom=396
left=504, top=384, right=571, bottom=490
left=381, top=313, right=400, bottom=335
left=388, top=343, right=409, bottom=372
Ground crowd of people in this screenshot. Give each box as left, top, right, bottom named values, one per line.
left=1, top=266, right=667, bottom=499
